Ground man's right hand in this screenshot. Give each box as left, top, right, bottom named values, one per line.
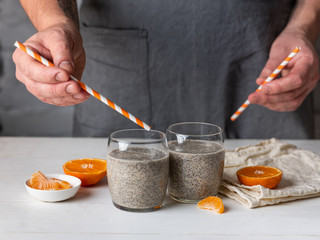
left=12, top=23, right=90, bottom=106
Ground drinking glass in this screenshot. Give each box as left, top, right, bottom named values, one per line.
left=107, top=129, right=169, bottom=212
left=166, top=122, right=225, bottom=203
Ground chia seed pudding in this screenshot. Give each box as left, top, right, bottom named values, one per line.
left=168, top=140, right=225, bottom=202
left=107, top=147, right=169, bottom=211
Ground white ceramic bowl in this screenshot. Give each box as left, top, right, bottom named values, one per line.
left=25, top=174, right=81, bottom=202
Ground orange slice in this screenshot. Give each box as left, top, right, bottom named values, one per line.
left=63, top=158, right=107, bottom=186
left=236, top=165, right=282, bottom=189
left=28, top=171, right=72, bottom=190
left=197, top=196, right=224, bottom=214
left=51, top=178, right=72, bottom=190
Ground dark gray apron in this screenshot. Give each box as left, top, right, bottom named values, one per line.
left=74, top=0, right=314, bottom=139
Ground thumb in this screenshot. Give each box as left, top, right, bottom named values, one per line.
left=256, top=57, right=281, bottom=85
left=47, top=35, right=75, bottom=74
left=58, top=60, right=75, bottom=74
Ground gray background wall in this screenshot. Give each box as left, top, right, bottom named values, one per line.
left=0, top=0, right=320, bottom=138
left=0, top=0, right=74, bottom=136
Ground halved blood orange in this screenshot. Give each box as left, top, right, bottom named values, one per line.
left=236, top=166, right=282, bottom=189
left=197, top=196, right=224, bottom=214
left=63, top=158, right=107, bottom=186
left=28, top=171, right=72, bottom=190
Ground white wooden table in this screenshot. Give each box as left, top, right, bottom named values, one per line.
left=1, top=137, right=320, bottom=240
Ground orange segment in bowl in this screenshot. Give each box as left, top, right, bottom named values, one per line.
left=63, top=158, right=107, bottom=186
left=236, top=166, right=282, bottom=189
left=197, top=196, right=224, bottom=214
left=51, top=178, right=72, bottom=190
left=28, top=171, right=72, bottom=190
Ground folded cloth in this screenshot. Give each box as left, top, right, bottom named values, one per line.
left=219, top=138, right=320, bottom=208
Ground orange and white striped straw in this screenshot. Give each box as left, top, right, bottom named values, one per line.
left=230, top=47, right=301, bottom=121
left=14, top=41, right=151, bottom=131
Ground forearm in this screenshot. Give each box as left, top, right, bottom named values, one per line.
left=19, top=0, right=79, bottom=31
left=284, top=0, right=320, bottom=44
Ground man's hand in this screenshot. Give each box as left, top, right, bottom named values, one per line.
left=12, top=23, right=89, bottom=106
left=249, top=0, right=320, bottom=112
left=13, top=0, right=89, bottom=106
left=248, top=29, right=319, bottom=111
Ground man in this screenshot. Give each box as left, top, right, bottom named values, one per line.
left=13, top=0, right=320, bottom=138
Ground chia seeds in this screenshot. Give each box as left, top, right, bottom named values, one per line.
left=168, top=140, right=225, bottom=202
left=107, top=147, right=169, bottom=210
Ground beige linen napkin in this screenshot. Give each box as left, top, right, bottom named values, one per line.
left=219, top=138, right=320, bottom=208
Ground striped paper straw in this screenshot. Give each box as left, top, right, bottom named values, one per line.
left=230, top=47, right=301, bottom=121
left=14, top=41, right=151, bottom=131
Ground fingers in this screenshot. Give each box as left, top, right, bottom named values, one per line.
left=256, top=45, right=303, bottom=86
left=249, top=88, right=311, bottom=112
left=13, top=48, right=71, bottom=84
left=13, top=50, right=89, bottom=106
left=249, top=83, right=309, bottom=105
left=256, top=47, right=293, bottom=85
left=34, top=84, right=90, bottom=106
left=40, top=92, right=90, bottom=107
left=21, top=75, right=90, bottom=105
left=249, top=28, right=320, bottom=112
left=42, top=28, right=76, bottom=73
left=256, top=57, right=281, bottom=85
left=51, top=43, right=74, bottom=73
left=12, top=24, right=88, bottom=107
left=248, top=67, right=318, bottom=112
left=260, top=58, right=312, bottom=95
left=250, top=52, right=319, bottom=112
left=13, top=45, right=89, bottom=105
left=24, top=79, right=80, bottom=98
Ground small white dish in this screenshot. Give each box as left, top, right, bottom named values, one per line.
left=25, top=174, right=81, bottom=202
